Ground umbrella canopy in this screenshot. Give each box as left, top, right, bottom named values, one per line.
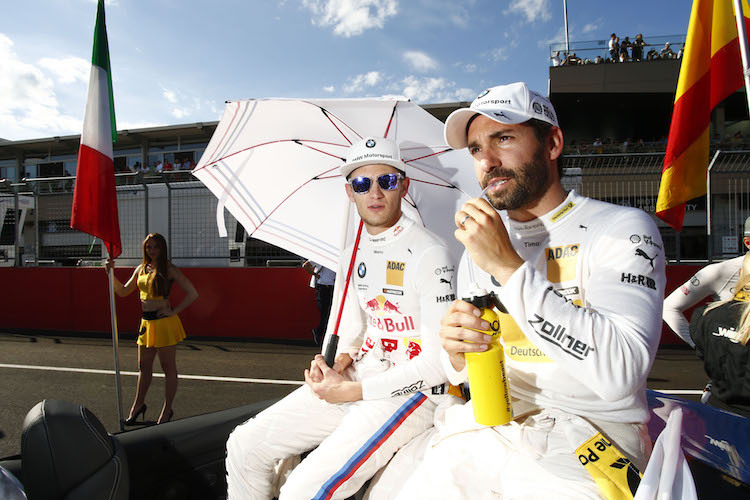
left=192, top=97, right=479, bottom=270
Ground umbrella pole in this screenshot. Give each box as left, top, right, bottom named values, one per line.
left=324, top=219, right=364, bottom=367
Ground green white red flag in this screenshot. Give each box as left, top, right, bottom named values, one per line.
left=71, top=0, right=121, bottom=258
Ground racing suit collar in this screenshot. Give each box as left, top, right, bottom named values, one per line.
left=505, top=190, right=580, bottom=235
left=365, top=213, right=414, bottom=246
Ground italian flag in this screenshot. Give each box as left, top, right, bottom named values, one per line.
left=71, top=0, right=121, bottom=258
left=656, top=0, right=750, bottom=231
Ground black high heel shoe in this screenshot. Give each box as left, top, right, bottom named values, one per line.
left=158, top=409, right=173, bottom=424
left=124, top=404, right=147, bottom=425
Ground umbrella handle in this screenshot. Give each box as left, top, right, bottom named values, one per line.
left=324, top=334, right=339, bottom=367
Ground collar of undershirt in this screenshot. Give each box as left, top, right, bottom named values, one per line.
left=506, top=190, right=581, bottom=235
left=365, top=213, right=414, bottom=246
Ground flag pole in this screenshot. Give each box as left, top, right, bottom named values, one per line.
left=733, top=0, right=750, bottom=118
left=106, top=251, right=125, bottom=431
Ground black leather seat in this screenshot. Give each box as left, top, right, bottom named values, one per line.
left=21, top=400, right=128, bottom=500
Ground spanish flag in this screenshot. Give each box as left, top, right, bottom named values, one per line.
left=71, top=0, right=121, bottom=257
left=656, top=0, right=750, bottom=231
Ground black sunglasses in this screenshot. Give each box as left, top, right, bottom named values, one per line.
left=348, top=173, right=404, bottom=194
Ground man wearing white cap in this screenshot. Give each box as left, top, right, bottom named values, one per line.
left=226, top=136, right=460, bottom=499
left=396, top=82, right=667, bottom=498
left=664, top=216, right=750, bottom=348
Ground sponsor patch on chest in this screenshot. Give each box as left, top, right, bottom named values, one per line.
left=386, top=260, right=405, bottom=286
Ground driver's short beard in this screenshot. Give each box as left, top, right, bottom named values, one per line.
left=483, top=145, right=549, bottom=211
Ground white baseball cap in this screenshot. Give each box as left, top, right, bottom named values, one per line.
left=444, top=82, right=560, bottom=150
left=744, top=215, right=750, bottom=236
left=340, top=136, right=407, bottom=178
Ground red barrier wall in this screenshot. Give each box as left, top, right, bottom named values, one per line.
left=0, top=267, right=318, bottom=341
left=0, top=264, right=705, bottom=343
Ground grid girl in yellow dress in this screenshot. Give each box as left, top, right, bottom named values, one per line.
left=105, top=233, right=198, bottom=425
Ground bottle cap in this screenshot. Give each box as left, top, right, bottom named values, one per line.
left=462, top=287, right=495, bottom=309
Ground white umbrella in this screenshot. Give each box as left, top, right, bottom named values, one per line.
left=192, top=97, right=479, bottom=271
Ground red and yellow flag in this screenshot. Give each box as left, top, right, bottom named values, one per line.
left=657, top=0, right=750, bottom=231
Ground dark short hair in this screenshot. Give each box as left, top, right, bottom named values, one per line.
left=525, top=118, right=564, bottom=179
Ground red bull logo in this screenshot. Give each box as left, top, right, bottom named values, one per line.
left=405, top=339, right=422, bottom=359
left=364, top=294, right=402, bottom=316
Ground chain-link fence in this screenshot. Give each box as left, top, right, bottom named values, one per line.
left=2, top=152, right=748, bottom=267
left=0, top=173, right=301, bottom=268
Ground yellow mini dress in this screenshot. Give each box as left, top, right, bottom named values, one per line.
left=137, top=266, right=186, bottom=348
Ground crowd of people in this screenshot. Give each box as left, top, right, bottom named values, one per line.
left=552, top=33, right=684, bottom=66
left=130, top=157, right=194, bottom=174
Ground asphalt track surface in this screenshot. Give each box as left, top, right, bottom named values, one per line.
left=0, top=331, right=707, bottom=459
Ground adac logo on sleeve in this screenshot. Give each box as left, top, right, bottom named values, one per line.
left=386, top=260, right=405, bottom=286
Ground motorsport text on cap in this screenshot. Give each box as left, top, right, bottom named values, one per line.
left=340, top=136, right=408, bottom=178
left=444, top=82, right=560, bottom=150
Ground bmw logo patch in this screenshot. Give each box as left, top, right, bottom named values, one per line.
left=365, top=139, right=376, bottom=148
left=358, top=262, right=367, bottom=278
left=477, top=89, right=490, bottom=98
left=532, top=102, right=543, bottom=114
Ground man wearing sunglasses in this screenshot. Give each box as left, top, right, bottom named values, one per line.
left=226, top=136, right=460, bottom=499
left=396, top=83, right=668, bottom=498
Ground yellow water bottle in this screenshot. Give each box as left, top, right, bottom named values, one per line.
left=464, top=289, right=513, bottom=426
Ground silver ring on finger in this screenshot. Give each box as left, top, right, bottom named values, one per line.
left=460, top=214, right=471, bottom=226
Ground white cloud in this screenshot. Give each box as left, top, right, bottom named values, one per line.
left=172, top=108, right=190, bottom=119
left=0, top=34, right=83, bottom=140
left=162, top=87, right=178, bottom=104
left=343, top=71, right=381, bottom=93
left=487, top=47, right=509, bottom=62
left=323, top=85, right=336, bottom=92
left=507, top=0, right=550, bottom=23
left=38, top=57, right=90, bottom=85
left=397, top=75, right=475, bottom=104
left=403, top=50, right=438, bottom=72
left=302, top=0, right=398, bottom=37
left=413, top=0, right=472, bottom=28
left=582, top=22, right=598, bottom=34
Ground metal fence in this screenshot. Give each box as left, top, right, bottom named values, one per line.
left=0, top=172, right=301, bottom=268
left=1, top=151, right=749, bottom=267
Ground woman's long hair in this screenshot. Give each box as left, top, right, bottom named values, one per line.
left=704, top=253, right=750, bottom=344
left=142, top=233, right=171, bottom=297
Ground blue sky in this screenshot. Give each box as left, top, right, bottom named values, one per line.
left=1, top=0, right=690, bottom=141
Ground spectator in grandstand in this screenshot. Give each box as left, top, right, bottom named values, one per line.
left=551, top=51, right=562, bottom=67
left=173, top=159, right=183, bottom=170
left=105, top=233, right=199, bottom=425
left=660, top=42, right=675, bottom=59
left=567, top=52, right=581, bottom=65
left=620, top=36, right=632, bottom=60
left=647, top=47, right=659, bottom=60
left=396, top=81, right=665, bottom=498
left=677, top=45, right=684, bottom=59
left=595, top=55, right=604, bottom=64
left=689, top=252, right=750, bottom=417
left=632, top=34, right=645, bottom=61
left=609, top=33, right=619, bottom=62
left=183, top=158, right=193, bottom=170
left=664, top=216, right=750, bottom=347
left=154, top=160, right=163, bottom=172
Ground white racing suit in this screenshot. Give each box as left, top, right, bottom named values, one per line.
left=226, top=214, right=460, bottom=499
left=397, top=191, right=666, bottom=499
left=663, top=255, right=743, bottom=346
